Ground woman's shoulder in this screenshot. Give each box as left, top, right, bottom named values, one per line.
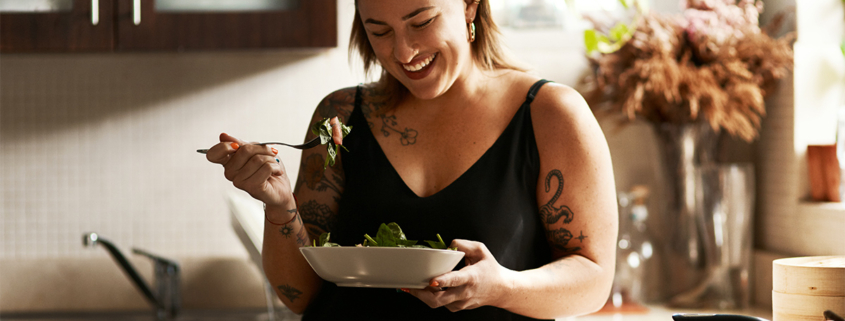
left=519, top=77, right=605, bottom=154
left=313, top=82, right=391, bottom=123
left=528, top=79, right=595, bottom=130
left=498, top=72, right=586, bottom=115
left=313, top=86, right=360, bottom=124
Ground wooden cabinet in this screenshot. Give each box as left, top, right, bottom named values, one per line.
left=0, top=0, right=114, bottom=52
left=0, top=0, right=337, bottom=52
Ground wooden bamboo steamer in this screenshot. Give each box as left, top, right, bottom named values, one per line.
left=772, top=292, right=845, bottom=319
left=774, top=256, right=845, bottom=296
left=772, top=256, right=845, bottom=321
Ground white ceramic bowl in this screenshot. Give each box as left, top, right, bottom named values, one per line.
left=299, top=247, right=465, bottom=289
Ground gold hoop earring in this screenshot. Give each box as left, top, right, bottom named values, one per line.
left=474, top=0, right=481, bottom=3
left=468, top=22, right=476, bottom=42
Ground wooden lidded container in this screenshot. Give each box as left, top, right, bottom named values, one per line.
left=772, top=256, right=845, bottom=321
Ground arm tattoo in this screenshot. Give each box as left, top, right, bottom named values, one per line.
left=540, top=169, right=586, bottom=253
left=317, top=89, right=353, bottom=121
left=300, top=199, right=335, bottom=239
left=301, top=154, right=343, bottom=195
left=279, top=225, right=293, bottom=238
left=278, top=209, right=298, bottom=238
left=547, top=228, right=581, bottom=252
left=295, top=211, right=309, bottom=247
left=277, top=284, right=303, bottom=302
left=540, top=170, right=574, bottom=225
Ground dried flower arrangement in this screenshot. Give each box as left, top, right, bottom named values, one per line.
left=583, top=0, right=794, bottom=142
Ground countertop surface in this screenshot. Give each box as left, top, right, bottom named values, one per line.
left=568, top=305, right=774, bottom=320
left=0, top=305, right=775, bottom=321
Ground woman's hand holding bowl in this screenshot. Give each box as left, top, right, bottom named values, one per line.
left=406, top=239, right=517, bottom=312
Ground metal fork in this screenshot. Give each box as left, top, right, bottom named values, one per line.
left=196, top=136, right=321, bottom=154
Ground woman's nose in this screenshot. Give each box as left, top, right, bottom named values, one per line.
left=393, top=34, right=418, bottom=64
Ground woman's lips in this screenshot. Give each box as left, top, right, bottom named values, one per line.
left=401, top=53, right=437, bottom=80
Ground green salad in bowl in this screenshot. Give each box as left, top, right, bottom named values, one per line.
left=300, top=223, right=464, bottom=289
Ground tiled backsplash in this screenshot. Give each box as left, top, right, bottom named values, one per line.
left=0, top=50, right=367, bottom=260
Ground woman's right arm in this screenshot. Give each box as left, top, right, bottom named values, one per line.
left=261, top=87, right=357, bottom=313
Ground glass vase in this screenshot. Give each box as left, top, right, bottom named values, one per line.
left=652, top=122, right=755, bottom=309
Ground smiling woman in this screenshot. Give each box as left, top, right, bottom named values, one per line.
left=349, top=0, right=526, bottom=106
left=204, top=0, right=618, bottom=320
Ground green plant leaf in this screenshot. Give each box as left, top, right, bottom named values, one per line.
left=585, top=29, right=599, bottom=53
left=317, top=222, right=456, bottom=250
left=609, top=22, right=630, bottom=42
left=316, top=232, right=340, bottom=247
left=424, top=234, right=448, bottom=249
left=363, top=234, right=378, bottom=246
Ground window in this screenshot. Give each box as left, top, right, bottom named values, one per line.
left=489, top=0, right=622, bottom=30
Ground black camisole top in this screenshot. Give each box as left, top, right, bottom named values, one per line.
left=302, top=80, right=553, bottom=321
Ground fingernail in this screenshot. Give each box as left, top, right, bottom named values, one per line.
left=429, top=280, right=439, bottom=287
left=400, top=288, right=410, bottom=293
left=230, top=142, right=240, bottom=150
left=271, top=148, right=278, bottom=155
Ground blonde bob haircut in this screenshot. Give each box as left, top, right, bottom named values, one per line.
left=349, top=0, right=526, bottom=109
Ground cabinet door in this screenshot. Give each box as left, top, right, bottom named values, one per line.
left=115, top=0, right=337, bottom=51
left=0, top=0, right=114, bottom=52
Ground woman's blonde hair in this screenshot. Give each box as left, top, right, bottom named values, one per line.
left=349, top=0, right=525, bottom=109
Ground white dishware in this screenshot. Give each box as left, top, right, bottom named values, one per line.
left=299, top=246, right=465, bottom=289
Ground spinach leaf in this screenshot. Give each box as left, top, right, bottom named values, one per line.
left=311, top=117, right=352, bottom=169
left=311, top=222, right=456, bottom=250
left=424, top=234, right=447, bottom=249
left=314, top=232, right=340, bottom=247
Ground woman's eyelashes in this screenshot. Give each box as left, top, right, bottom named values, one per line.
left=370, top=17, right=437, bottom=38
left=372, top=30, right=391, bottom=37
left=413, top=17, right=435, bottom=28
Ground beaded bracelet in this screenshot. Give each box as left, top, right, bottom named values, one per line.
left=265, top=195, right=298, bottom=226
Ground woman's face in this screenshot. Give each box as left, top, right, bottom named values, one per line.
left=357, top=0, right=474, bottom=100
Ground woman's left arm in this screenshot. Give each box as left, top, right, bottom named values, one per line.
left=407, top=83, right=618, bottom=319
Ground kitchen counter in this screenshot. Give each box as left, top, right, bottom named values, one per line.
left=570, top=305, right=774, bottom=321
left=0, top=308, right=300, bottom=321
left=1, top=305, right=774, bottom=321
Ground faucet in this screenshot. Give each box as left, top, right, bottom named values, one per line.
left=82, top=232, right=180, bottom=320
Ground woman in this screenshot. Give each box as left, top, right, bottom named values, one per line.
left=205, top=0, right=618, bottom=319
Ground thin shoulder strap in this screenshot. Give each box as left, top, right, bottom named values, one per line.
left=525, top=79, right=551, bottom=105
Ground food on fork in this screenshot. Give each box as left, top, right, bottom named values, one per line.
left=311, top=116, right=352, bottom=169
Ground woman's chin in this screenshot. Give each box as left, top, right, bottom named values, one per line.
left=406, top=84, right=445, bottom=101
left=399, top=75, right=450, bottom=100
